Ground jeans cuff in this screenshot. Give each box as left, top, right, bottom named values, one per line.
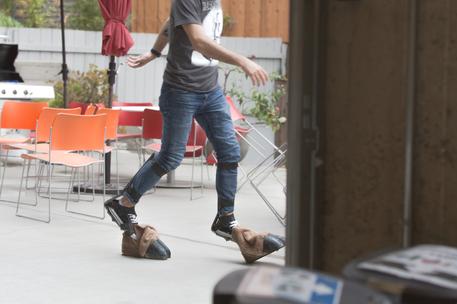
left=218, top=198, right=234, bottom=214
left=123, top=184, right=142, bottom=205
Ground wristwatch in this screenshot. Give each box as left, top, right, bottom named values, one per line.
left=150, top=48, right=162, bottom=57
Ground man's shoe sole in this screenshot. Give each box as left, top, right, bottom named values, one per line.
left=213, top=229, right=232, bottom=241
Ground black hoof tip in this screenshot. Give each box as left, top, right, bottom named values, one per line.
left=263, top=234, right=286, bottom=253
left=144, top=240, right=171, bottom=260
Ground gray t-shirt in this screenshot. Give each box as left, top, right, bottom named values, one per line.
left=163, top=0, right=223, bottom=92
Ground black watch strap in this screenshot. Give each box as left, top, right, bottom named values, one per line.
left=150, top=48, right=162, bottom=57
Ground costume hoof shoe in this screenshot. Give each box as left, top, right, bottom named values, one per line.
left=263, top=234, right=286, bottom=253
left=145, top=240, right=170, bottom=260
left=156, top=239, right=171, bottom=258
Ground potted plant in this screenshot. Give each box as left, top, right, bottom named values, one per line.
left=51, top=64, right=110, bottom=112
left=223, top=65, right=288, bottom=147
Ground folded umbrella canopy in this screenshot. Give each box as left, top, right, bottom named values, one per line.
left=98, top=0, right=134, bottom=108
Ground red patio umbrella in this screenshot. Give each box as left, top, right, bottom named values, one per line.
left=98, top=0, right=134, bottom=108
left=96, top=0, right=134, bottom=189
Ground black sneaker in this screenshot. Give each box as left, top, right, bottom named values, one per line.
left=104, top=196, right=138, bottom=237
left=211, top=213, right=238, bottom=241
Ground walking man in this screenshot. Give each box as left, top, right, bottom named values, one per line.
left=105, top=0, right=282, bottom=259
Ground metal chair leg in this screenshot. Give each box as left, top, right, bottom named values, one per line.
left=0, top=149, right=9, bottom=199
left=65, top=162, right=105, bottom=220
left=16, top=160, right=51, bottom=223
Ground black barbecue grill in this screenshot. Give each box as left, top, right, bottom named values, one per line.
left=0, top=42, right=54, bottom=100
left=0, top=43, right=24, bottom=83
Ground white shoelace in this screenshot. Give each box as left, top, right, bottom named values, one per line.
left=127, top=213, right=138, bottom=224
left=229, top=220, right=239, bottom=229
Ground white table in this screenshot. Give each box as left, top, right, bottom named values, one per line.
left=112, top=106, right=160, bottom=112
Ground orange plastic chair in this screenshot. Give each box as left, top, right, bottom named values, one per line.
left=0, top=101, right=47, bottom=202
left=0, top=101, right=48, bottom=144
left=49, top=114, right=106, bottom=151
left=37, top=108, right=83, bottom=143
left=16, top=114, right=108, bottom=223
left=96, top=108, right=120, bottom=141
left=96, top=108, right=121, bottom=191
left=0, top=107, right=82, bottom=200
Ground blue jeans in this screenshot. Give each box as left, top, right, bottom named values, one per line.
left=123, top=83, right=240, bottom=214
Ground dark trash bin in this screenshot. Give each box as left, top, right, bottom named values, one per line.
left=213, top=265, right=392, bottom=304
left=343, top=245, right=457, bottom=304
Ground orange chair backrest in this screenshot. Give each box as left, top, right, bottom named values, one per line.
left=36, top=107, right=81, bottom=143
left=85, top=104, right=97, bottom=115
left=50, top=114, right=107, bottom=151
left=96, top=108, right=120, bottom=140
left=1, top=101, right=48, bottom=130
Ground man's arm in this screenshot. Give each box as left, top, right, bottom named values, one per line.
left=183, top=24, right=268, bottom=86
left=128, top=19, right=170, bottom=68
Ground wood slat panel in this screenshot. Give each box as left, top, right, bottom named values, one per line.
left=135, top=0, right=146, bottom=35
left=143, top=0, right=158, bottom=33
left=245, top=0, right=262, bottom=37
left=228, top=0, right=246, bottom=36
left=132, top=0, right=289, bottom=42
left=277, top=0, right=289, bottom=42
left=131, top=0, right=138, bottom=31
left=261, top=0, right=279, bottom=37
left=220, top=0, right=233, bottom=35
left=158, top=0, right=172, bottom=24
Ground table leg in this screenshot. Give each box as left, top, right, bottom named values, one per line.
left=105, top=151, right=111, bottom=185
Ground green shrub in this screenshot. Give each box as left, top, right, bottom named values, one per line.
left=224, top=66, right=288, bottom=131
left=0, top=0, right=15, bottom=14
left=0, top=11, right=23, bottom=28
left=51, top=64, right=110, bottom=108
left=2, top=0, right=58, bottom=28
left=67, top=0, right=105, bottom=31
left=22, top=0, right=46, bottom=28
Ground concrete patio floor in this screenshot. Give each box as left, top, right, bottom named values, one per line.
left=0, top=150, right=286, bottom=304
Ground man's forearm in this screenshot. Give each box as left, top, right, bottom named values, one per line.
left=184, top=25, right=246, bottom=67
left=183, top=23, right=268, bottom=86
left=194, top=37, right=246, bottom=67
left=153, top=19, right=170, bottom=53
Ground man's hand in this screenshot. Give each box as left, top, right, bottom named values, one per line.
left=127, top=52, right=156, bottom=68
left=239, top=57, right=269, bottom=86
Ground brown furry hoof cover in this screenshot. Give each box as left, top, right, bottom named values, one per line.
left=232, top=227, right=285, bottom=264
left=121, top=225, right=171, bottom=260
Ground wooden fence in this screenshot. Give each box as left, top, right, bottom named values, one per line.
left=131, top=0, right=290, bottom=42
